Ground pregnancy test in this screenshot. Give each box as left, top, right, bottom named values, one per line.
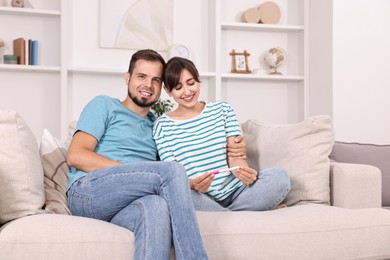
left=209, top=166, right=240, bottom=175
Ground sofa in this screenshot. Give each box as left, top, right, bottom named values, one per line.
left=330, top=141, right=390, bottom=210
left=1, top=110, right=390, bottom=260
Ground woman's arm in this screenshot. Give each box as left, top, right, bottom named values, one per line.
left=227, top=136, right=257, bottom=185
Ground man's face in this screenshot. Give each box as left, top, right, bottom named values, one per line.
left=126, top=59, right=163, bottom=108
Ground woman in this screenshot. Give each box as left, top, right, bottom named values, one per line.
left=152, top=57, right=290, bottom=211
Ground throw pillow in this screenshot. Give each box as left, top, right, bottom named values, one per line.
left=330, top=141, right=390, bottom=206
left=241, top=115, right=334, bottom=206
left=0, top=110, right=46, bottom=225
left=40, top=129, right=71, bottom=215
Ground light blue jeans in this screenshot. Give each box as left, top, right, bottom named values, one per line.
left=67, top=161, right=208, bottom=260
left=191, top=167, right=291, bottom=211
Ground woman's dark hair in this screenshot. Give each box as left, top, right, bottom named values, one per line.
left=128, top=49, right=165, bottom=78
left=164, top=57, right=200, bottom=91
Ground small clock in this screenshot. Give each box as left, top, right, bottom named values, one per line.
left=168, top=43, right=192, bottom=59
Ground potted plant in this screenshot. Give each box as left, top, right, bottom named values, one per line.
left=151, top=99, right=174, bottom=117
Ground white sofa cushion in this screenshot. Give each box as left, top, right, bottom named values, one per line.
left=0, top=110, right=46, bottom=225
left=197, top=204, right=390, bottom=260
left=0, top=214, right=133, bottom=259
left=241, top=115, right=334, bottom=206
left=39, top=129, right=71, bottom=215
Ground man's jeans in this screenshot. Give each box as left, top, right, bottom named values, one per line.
left=67, top=161, right=208, bottom=260
left=191, top=167, right=291, bottom=211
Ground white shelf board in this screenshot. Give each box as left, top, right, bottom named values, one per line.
left=221, top=22, right=304, bottom=32
left=69, top=67, right=217, bottom=78
left=0, top=64, right=60, bottom=72
left=221, top=73, right=304, bottom=81
left=0, top=6, right=60, bottom=17
left=68, top=67, right=124, bottom=75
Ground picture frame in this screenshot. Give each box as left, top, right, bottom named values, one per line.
left=230, top=50, right=250, bottom=73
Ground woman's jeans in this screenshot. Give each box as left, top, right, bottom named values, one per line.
left=67, top=161, right=208, bottom=260
left=191, top=167, right=291, bottom=211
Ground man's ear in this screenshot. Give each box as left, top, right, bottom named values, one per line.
left=124, top=72, right=130, bottom=84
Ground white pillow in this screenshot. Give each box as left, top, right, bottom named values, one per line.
left=0, top=110, right=46, bottom=224
left=40, top=129, right=71, bottom=215
left=241, top=115, right=334, bottom=206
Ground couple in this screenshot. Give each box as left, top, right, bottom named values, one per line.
left=66, top=49, right=291, bottom=260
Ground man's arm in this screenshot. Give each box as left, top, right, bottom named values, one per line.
left=67, top=131, right=121, bottom=173
left=227, top=135, right=247, bottom=158
left=227, top=136, right=257, bottom=185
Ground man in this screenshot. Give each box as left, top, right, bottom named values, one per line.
left=66, top=49, right=245, bottom=260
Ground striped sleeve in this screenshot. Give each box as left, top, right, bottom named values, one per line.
left=221, top=102, right=242, bottom=138
left=152, top=118, right=176, bottom=161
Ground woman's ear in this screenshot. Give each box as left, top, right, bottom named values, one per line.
left=164, top=85, right=172, bottom=96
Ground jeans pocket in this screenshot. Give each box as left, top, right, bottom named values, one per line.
left=68, top=190, right=95, bottom=218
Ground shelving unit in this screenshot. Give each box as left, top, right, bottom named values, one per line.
left=210, top=0, right=309, bottom=123
left=0, top=1, right=63, bottom=138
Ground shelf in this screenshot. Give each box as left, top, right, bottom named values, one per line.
left=221, top=22, right=304, bottom=32
left=221, top=73, right=304, bottom=81
left=68, top=67, right=123, bottom=75
left=0, top=6, right=60, bottom=17
left=69, top=67, right=217, bottom=78
left=0, top=64, right=60, bottom=72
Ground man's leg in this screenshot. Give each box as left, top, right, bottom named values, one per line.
left=67, top=161, right=208, bottom=260
left=110, top=195, right=171, bottom=260
left=228, top=167, right=291, bottom=211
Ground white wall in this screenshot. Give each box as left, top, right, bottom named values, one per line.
left=67, top=0, right=210, bottom=122
left=310, top=0, right=390, bottom=145
left=333, top=0, right=390, bottom=144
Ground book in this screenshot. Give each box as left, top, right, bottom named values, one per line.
left=28, top=39, right=32, bottom=65
left=25, top=39, right=29, bottom=65
left=13, top=37, right=25, bottom=65
left=31, top=40, right=38, bottom=65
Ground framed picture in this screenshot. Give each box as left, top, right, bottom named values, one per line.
left=230, top=50, right=250, bottom=73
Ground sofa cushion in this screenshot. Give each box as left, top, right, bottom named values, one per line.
left=196, top=204, right=390, bottom=260
left=0, top=110, right=46, bottom=225
left=330, top=141, right=390, bottom=206
left=40, top=129, right=71, bottom=215
left=241, top=115, right=334, bottom=206
left=0, top=214, right=133, bottom=259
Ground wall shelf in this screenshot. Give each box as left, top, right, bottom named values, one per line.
left=0, top=64, right=60, bottom=72
left=221, top=22, right=304, bottom=32
left=221, top=73, right=304, bottom=81
left=0, top=6, right=60, bottom=17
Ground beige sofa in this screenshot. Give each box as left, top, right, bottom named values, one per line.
left=1, top=110, right=390, bottom=260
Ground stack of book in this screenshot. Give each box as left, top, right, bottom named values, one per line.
left=13, top=37, right=38, bottom=65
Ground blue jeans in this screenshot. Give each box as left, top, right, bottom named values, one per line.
left=191, top=167, right=291, bottom=211
left=67, top=161, right=208, bottom=260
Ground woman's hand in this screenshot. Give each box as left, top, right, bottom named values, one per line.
left=234, top=166, right=258, bottom=186
left=189, top=172, right=214, bottom=192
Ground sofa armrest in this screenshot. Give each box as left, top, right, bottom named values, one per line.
left=330, top=162, right=382, bottom=208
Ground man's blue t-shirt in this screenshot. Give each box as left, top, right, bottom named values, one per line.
left=67, top=95, right=158, bottom=189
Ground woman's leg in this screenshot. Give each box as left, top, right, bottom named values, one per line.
left=110, top=195, right=172, bottom=260
left=191, top=190, right=228, bottom=211
left=67, top=161, right=208, bottom=260
left=228, top=167, right=291, bottom=211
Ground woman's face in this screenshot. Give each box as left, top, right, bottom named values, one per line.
left=166, top=68, right=200, bottom=109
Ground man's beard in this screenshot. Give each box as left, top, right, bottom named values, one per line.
left=128, top=90, right=158, bottom=108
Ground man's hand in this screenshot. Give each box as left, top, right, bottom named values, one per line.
left=234, top=166, right=258, bottom=186
left=189, top=173, right=214, bottom=193
left=227, top=135, right=247, bottom=158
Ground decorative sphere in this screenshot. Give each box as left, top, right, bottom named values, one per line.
left=264, top=47, right=286, bottom=75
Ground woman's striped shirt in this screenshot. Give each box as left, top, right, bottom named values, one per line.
left=152, top=101, right=243, bottom=201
